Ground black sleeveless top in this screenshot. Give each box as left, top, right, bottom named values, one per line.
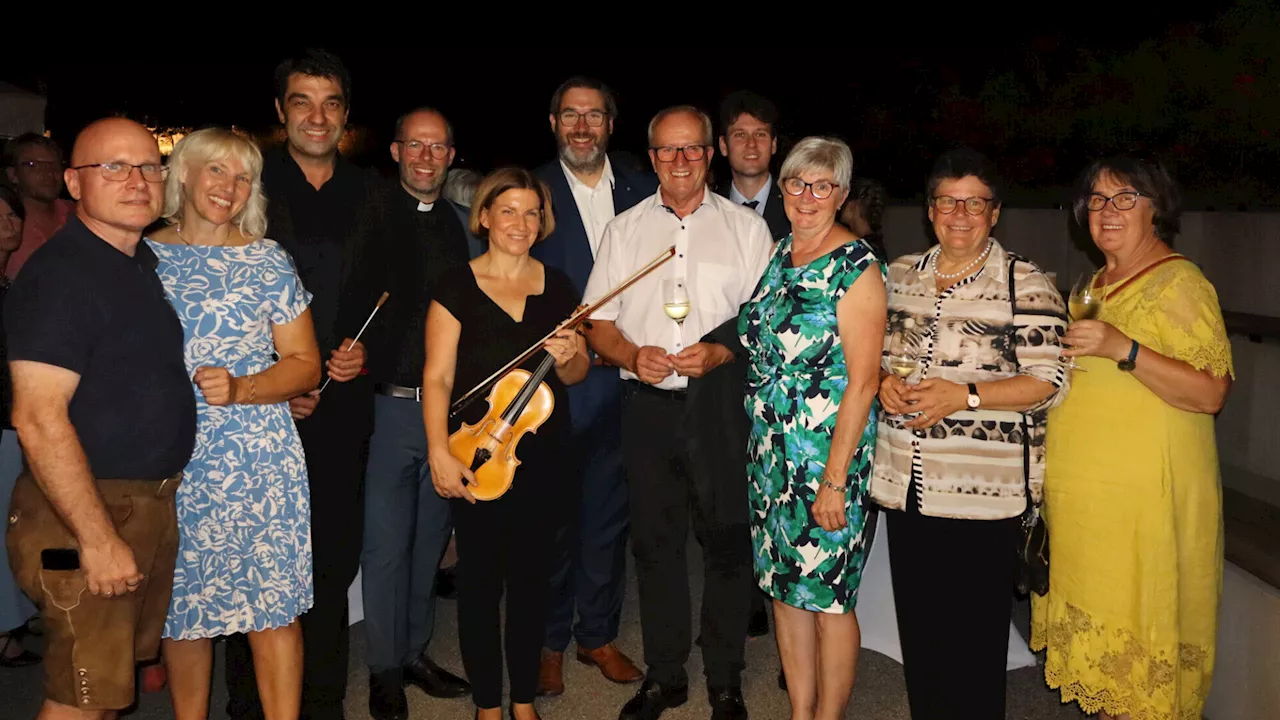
left=434, top=263, right=580, bottom=473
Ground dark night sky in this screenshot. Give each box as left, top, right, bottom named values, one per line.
left=7, top=8, right=1276, bottom=206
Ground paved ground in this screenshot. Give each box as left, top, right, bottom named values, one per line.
left=1, top=537, right=1087, bottom=719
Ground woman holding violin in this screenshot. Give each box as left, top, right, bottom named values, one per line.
left=424, top=166, right=587, bottom=720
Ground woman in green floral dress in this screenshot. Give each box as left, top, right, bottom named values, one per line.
left=737, top=137, right=886, bottom=720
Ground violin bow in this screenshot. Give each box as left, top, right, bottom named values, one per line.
left=449, top=245, right=676, bottom=417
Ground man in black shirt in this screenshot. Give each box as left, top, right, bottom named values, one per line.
left=223, top=49, right=383, bottom=720
left=359, top=107, right=478, bottom=720
left=4, top=117, right=197, bottom=717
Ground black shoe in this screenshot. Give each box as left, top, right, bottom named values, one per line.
left=508, top=704, right=543, bottom=719
left=405, top=654, right=471, bottom=699
left=368, top=669, right=408, bottom=720
left=747, top=606, right=769, bottom=637
left=709, top=686, right=748, bottom=720
left=618, top=678, right=688, bottom=720
left=436, top=566, right=457, bottom=599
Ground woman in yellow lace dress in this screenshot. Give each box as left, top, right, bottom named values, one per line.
left=1031, top=157, right=1234, bottom=720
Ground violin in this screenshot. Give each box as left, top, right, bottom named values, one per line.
left=447, top=245, right=676, bottom=500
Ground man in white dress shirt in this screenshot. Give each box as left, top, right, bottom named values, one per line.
left=582, top=105, right=772, bottom=720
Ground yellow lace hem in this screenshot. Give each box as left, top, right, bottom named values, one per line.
left=1031, top=602, right=1213, bottom=720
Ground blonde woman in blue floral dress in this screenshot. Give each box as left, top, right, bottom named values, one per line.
left=738, top=137, right=885, bottom=720
left=147, top=128, right=321, bottom=720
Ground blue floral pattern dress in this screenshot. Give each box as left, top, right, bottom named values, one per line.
left=737, top=235, right=881, bottom=613
left=148, top=238, right=315, bottom=640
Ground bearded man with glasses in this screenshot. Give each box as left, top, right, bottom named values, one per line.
left=581, top=105, right=773, bottom=720
left=531, top=76, right=655, bottom=698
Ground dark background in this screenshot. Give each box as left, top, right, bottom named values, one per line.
left=7, top=2, right=1278, bottom=208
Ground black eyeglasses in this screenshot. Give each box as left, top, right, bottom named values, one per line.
left=558, top=109, right=609, bottom=128
left=70, top=162, right=167, bottom=183
left=395, top=140, right=451, bottom=160
left=1085, top=191, right=1145, bottom=212
left=932, top=195, right=994, bottom=215
left=650, top=145, right=710, bottom=163
left=781, top=177, right=840, bottom=200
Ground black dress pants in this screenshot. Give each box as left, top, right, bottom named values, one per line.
left=225, top=388, right=371, bottom=720
left=451, top=451, right=560, bottom=709
left=885, top=488, right=1019, bottom=720
left=621, top=388, right=752, bottom=690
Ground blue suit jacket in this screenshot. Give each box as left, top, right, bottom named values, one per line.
left=532, top=156, right=657, bottom=434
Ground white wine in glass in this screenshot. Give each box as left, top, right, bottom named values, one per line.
left=885, top=333, right=920, bottom=382
left=1064, top=271, right=1105, bottom=371
left=662, top=278, right=690, bottom=325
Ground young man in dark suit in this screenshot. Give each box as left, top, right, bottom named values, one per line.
left=716, top=91, right=791, bottom=244
left=530, top=76, right=655, bottom=697
left=715, top=90, right=787, bottom=640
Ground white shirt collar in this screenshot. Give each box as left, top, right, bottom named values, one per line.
left=728, top=173, right=772, bottom=209
left=417, top=201, right=434, bottom=212
left=560, top=155, right=615, bottom=193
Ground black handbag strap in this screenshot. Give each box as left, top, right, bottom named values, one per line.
left=1008, top=256, right=1035, bottom=523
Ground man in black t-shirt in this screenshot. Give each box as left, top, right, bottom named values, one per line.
left=4, top=117, right=197, bottom=717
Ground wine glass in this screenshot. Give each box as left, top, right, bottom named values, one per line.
left=885, top=332, right=920, bottom=384
left=662, top=278, right=690, bottom=327
left=1064, top=271, right=1105, bottom=371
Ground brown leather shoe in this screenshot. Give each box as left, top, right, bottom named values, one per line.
left=536, top=648, right=564, bottom=697
left=575, top=642, right=643, bottom=684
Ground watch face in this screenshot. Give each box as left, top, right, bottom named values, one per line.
left=1118, top=360, right=1136, bottom=372
left=967, top=394, right=980, bottom=408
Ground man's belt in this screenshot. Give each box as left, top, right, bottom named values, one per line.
left=375, top=382, right=421, bottom=402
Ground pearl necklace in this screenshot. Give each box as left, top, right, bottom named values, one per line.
left=931, top=239, right=992, bottom=280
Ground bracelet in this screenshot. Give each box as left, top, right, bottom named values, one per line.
left=821, top=479, right=848, bottom=493
left=247, top=375, right=256, bottom=404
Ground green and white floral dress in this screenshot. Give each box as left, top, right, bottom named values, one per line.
left=737, top=235, right=881, bottom=614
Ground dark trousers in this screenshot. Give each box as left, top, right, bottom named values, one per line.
left=226, top=389, right=371, bottom=720
left=544, top=404, right=629, bottom=652
left=885, top=489, right=1018, bottom=720
left=452, top=468, right=557, bottom=709
left=361, top=395, right=452, bottom=672
left=622, top=389, right=752, bottom=690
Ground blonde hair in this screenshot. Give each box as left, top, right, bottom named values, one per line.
left=468, top=167, right=556, bottom=242
left=163, top=127, right=268, bottom=239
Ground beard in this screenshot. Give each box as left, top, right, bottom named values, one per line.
left=558, top=132, right=608, bottom=173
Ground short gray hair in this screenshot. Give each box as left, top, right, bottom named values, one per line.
left=162, top=127, right=268, bottom=240
left=779, top=136, right=854, bottom=194
left=647, top=105, right=713, bottom=147
left=442, top=167, right=483, bottom=207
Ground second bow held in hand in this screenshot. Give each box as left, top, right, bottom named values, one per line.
left=447, top=245, right=675, bottom=500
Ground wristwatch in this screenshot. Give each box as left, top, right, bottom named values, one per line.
left=1118, top=340, right=1140, bottom=372
left=966, top=382, right=981, bottom=409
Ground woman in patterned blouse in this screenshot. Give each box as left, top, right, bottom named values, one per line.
left=869, top=148, right=1069, bottom=719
